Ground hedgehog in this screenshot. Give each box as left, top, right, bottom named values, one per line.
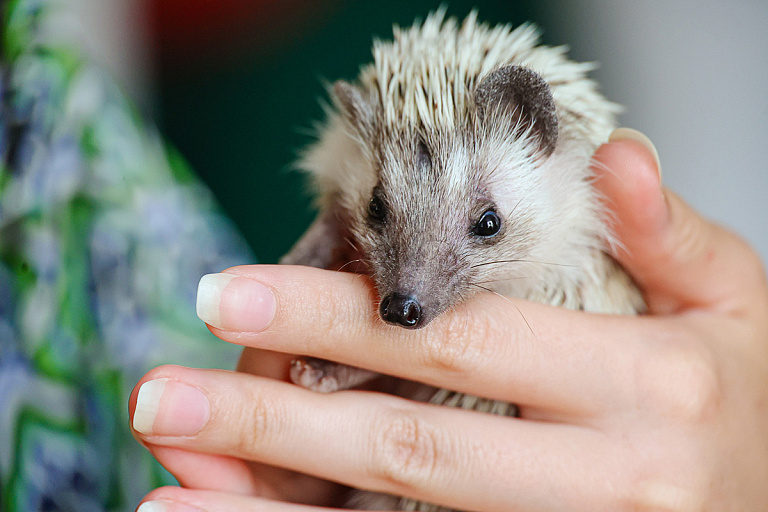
left=281, top=10, right=645, bottom=511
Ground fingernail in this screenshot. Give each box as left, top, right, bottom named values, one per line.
left=133, top=379, right=210, bottom=437
left=137, top=500, right=204, bottom=512
left=196, top=273, right=276, bottom=332
left=137, top=501, right=169, bottom=512
left=609, top=127, right=662, bottom=181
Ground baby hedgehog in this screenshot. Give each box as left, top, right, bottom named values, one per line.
left=281, top=10, right=645, bottom=511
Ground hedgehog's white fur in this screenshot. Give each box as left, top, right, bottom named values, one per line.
left=288, top=11, right=644, bottom=512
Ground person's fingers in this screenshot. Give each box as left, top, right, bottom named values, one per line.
left=143, top=445, right=269, bottom=496
left=592, top=129, right=768, bottom=315
left=130, top=366, right=342, bottom=506
left=128, top=365, right=701, bottom=512
left=146, top=444, right=341, bottom=506
left=195, top=265, right=694, bottom=416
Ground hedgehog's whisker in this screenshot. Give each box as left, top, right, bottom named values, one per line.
left=336, top=259, right=366, bottom=273
left=470, top=259, right=576, bottom=269
left=343, top=236, right=359, bottom=252
left=506, top=198, right=525, bottom=218
left=472, top=277, right=529, bottom=285
left=470, top=283, right=535, bottom=337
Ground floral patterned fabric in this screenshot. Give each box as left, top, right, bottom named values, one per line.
left=0, top=0, right=252, bottom=510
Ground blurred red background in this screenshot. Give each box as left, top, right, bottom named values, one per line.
left=147, top=0, right=345, bottom=72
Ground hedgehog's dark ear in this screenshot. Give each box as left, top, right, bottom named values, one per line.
left=333, top=80, right=374, bottom=137
left=474, top=66, right=558, bottom=158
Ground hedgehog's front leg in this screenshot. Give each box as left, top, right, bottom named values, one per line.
left=289, top=357, right=379, bottom=393
left=280, top=208, right=381, bottom=393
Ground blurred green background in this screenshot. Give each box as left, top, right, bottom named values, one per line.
left=155, top=0, right=554, bottom=264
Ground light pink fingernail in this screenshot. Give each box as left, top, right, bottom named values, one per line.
left=133, top=379, right=210, bottom=437
left=137, top=500, right=204, bottom=512
left=609, top=127, right=663, bottom=180
left=196, top=273, right=276, bottom=332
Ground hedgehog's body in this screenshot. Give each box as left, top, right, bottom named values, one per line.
left=283, top=11, right=643, bottom=511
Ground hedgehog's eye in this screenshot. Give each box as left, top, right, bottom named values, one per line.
left=368, top=195, right=387, bottom=223
left=473, top=210, right=501, bottom=237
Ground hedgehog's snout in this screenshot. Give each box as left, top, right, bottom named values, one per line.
left=380, top=293, right=423, bottom=329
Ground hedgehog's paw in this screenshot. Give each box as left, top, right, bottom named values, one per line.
left=290, top=357, right=341, bottom=393
left=290, top=357, right=380, bottom=393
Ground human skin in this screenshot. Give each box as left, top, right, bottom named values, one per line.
left=130, top=129, right=768, bottom=511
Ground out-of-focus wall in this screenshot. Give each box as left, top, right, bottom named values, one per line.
left=544, top=0, right=768, bottom=264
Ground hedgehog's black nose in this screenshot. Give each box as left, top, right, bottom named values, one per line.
left=380, top=293, right=422, bottom=329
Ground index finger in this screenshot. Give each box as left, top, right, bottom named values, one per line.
left=196, top=265, right=677, bottom=416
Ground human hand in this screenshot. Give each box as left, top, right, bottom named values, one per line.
left=130, top=129, right=768, bottom=511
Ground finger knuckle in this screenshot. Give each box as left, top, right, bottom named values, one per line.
left=619, top=480, right=708, bottom=512
left=613, top=456, right=710, bottom=512
left=420, top=307, right=492, bottom=377
left=367, top=407, right=444, bottom=489
left=234, top=388, right=283, bottom=455
left=299, top=285, right=360, bottom=353
left=635, top=338, right=721, bottom=423
left=311, top=287, right=348, bottom=339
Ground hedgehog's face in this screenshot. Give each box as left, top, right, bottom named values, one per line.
left=335, top=66, right=563, bottom=329
left=351, top=131, right=545, bottom=329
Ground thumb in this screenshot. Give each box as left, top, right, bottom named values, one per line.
left=592, top=128, right=764, bottom=315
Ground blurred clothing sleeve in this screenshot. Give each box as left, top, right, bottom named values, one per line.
left=0, top=1, right=252, bottom=510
